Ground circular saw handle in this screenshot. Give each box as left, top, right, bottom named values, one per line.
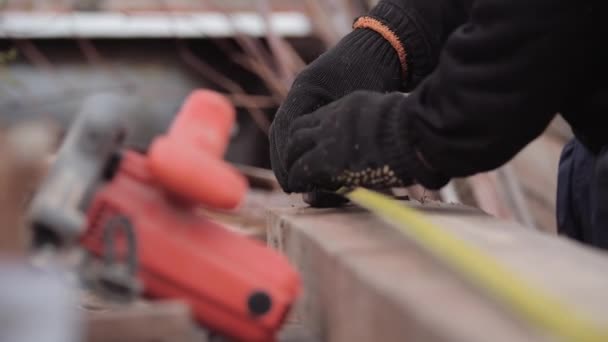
left=147, top=90, right=248, bottom=209
left=169, top=90, right=236, bottom=157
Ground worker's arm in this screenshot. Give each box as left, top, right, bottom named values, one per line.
left=285, top=0, right=589, bottom=192
left=270, top=0, right=471, bottom=191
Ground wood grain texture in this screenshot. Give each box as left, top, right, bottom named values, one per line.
left=85, top=301, right=202, bottom=342
left=267, top=198, right=608, bottom=342
left=510, top=134, right=564, bottom=232
left=0, top=122, right=56, bottom=255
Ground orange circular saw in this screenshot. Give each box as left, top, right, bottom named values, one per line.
left=28, top=90, right=301, bottom=342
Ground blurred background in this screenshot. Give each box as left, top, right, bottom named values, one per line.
left=0, top=0, right=380, bottom=167
left=0, top=0, right=572, bottom=232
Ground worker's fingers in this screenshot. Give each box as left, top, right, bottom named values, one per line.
left=287, top=141, right=337, bottom=193
left=285, top=126, right=323, bottom=171
left=284, top=111, right=324, bottom=170
left=289, top=113, right=322, bottom=136
left=269, top=126, right=290, bottom=191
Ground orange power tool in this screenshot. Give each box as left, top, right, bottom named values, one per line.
left=29, top=90, right=300, bottom=342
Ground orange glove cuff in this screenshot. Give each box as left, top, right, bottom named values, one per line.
left=353, top=16, right=408, bottom=81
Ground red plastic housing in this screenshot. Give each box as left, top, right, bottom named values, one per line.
left=147, top=90, right=248, bottom=210
left=81, top=152, right=300, bottom=342
left=168, top=90, right=236, bottom=157
left=147, top=136, right=247, bottom=210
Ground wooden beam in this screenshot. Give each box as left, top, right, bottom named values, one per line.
left=85, top=301, right=203, bottom=342
left=0, top=122, right=56, bottom=255
left=267, top=198, right=608, bottom=341
left=510, top=134, right=564, bottom=233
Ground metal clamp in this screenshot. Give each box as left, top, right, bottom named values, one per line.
left=96, top=215, right=142, bottom=302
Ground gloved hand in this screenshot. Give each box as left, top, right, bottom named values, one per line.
left=284, top=90, right=449, bottom=193
left=269, top=28, right=404, bottom=191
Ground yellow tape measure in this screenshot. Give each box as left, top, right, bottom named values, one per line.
left=342, top=187, right=608, bottom=342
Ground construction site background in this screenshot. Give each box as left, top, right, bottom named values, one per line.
left=0, top=0, right=571, bottom=233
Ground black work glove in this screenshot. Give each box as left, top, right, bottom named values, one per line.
left=285, top=90, right=449, bottom=193
left=269, top=28, right=404, bottom=192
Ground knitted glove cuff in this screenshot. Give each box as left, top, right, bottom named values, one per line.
left=353, top=16, right=408, bottom=82
left=307, top=28, right=404, bottom=94
left=363, top=0, right=433, bottom=90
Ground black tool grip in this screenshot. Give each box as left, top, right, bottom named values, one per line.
left=302, top=190, right=349, bottom=208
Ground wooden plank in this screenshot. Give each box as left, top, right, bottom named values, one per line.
left=546, top=116, right=573, bottom=142
left=85, top=300, right=203, bottom=342
left=0, top=122, right=56, bottom=255
left=199, top=190, right=302, bottom=240
left=267, top=198, right=608, bottom=342
left=510, top=134, right=564, bottom=232
left=279, top=323, right=320, bottom=342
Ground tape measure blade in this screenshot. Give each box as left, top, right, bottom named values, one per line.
left=344, top=187, right=608, bottom=342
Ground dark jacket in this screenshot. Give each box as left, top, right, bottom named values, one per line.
left=371, top=0, right=608, bottom=186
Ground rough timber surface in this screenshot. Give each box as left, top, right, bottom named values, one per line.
left=267, top=197, right=608, bottom=342
left=85, top=300, right=202, bottom=342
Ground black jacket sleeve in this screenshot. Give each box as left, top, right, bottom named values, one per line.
left=382, top=0, right=592, bottom=188
left=367, top=0, right=473, bottom=89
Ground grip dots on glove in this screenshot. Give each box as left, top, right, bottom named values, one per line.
left=353, top=16, right=408, bottom=81
left=335, top=165, right=404, bottom=187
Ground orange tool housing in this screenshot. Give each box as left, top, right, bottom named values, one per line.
left=80, top=91, right=300, bottom=341
left=148, top=90, right=247, bottom=209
